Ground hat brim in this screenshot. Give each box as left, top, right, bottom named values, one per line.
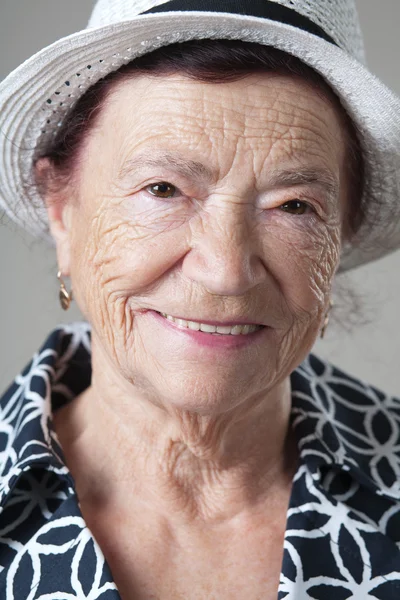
left=1, top=11, right=399, bottom=272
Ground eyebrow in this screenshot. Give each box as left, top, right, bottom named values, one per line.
left=117, top=152, right=213, bottom=183
left=268, top=167, right=340, bottom=200
left=117, top=153, right=339, bottom=199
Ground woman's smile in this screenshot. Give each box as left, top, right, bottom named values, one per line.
left=159, top=311, right=264, bottom=333
left=149, top=309, right=267, bottom=348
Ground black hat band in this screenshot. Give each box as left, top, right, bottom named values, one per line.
left=141, top=0, right=337, bottom=46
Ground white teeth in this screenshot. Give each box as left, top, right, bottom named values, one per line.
left=199, top=323, right=217, bottom=333
left=159, top=313, right=262, bottom=335
left=230, top=325, right=243, bottom=335
left=216, top=325, right=232, bottom=334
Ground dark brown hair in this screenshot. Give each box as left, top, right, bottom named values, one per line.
left=37, top=39, right=365, bottom=241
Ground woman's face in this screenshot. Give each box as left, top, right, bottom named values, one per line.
left=48, top=73, right=346, bottom=414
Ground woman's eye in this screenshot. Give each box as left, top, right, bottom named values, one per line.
left=146, top=182, right=177, bottom=198
left=279, top=200, right=312, bottom=215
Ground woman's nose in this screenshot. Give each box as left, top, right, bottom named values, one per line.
left=181, top=203, right=267, bottom=296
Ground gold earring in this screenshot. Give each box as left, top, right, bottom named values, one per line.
left=320, top=298, right=333, bottom=339
left=57, top=271, right=73, bottom=311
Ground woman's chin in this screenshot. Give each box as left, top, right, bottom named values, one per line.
left=137, top=371, right=265, bottom=417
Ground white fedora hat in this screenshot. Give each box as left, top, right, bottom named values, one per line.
left=0, top=0, right=399, bottom=272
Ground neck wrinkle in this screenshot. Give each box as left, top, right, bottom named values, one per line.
left=54, top=373, right=297, bottom=526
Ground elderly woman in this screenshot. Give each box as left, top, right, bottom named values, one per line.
left=0, top=0, right=399, bottom=598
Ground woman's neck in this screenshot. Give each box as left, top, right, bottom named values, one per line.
left=53, top=363, right=297, bottom=527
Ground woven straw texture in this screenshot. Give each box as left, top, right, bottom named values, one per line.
left=89, top=0, right=365, bottom=61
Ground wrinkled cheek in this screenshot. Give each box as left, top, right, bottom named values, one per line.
left=271, top=225, right=341, bottom=373
left=87, top=202, right=191, bottom=282
left=270, top=220, right=341, bottom=321
left=66, top=215, right=132, bottom=356
left=69, top=207, right=190, bottom=361
left=306, top=223, right=342, bottom=298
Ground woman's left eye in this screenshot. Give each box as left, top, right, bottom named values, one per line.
left=278, top=200, right=313, bottom=215
left=146, top=182, right=178, bottom=198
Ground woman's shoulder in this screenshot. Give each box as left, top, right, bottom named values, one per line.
left=0, top=322, right=92, bottom=403
left=291, top=352, right=400, bottom=501
left=0, top=322, right=92, bottom=473
left=292, top=351, right=399, bottom=405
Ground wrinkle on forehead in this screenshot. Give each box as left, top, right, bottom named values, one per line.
left=86, top=73, right=346, bottom=209
left=117, top=152, right=214, bottom=185
left=103, top=73, right=345, bottom=148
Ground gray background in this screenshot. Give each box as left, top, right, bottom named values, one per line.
left=0, top=0, right=399, bottom=396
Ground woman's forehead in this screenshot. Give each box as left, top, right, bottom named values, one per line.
left=91, top=72, right=346, bottom=179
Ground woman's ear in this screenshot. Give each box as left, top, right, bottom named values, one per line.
left=35, top=157, right=73, bottom=276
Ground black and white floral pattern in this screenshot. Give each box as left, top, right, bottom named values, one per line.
left=0, top=323, right=399, bottom=599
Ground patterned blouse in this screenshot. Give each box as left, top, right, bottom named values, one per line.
left=0, top=322, right=399, bottom=599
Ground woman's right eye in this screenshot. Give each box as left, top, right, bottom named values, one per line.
left=146, top=182, right=177, bottom=198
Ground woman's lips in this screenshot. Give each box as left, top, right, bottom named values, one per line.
left=148, top=310, right=267, bottom=349
left=155, top=311, right=264, bottom=328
